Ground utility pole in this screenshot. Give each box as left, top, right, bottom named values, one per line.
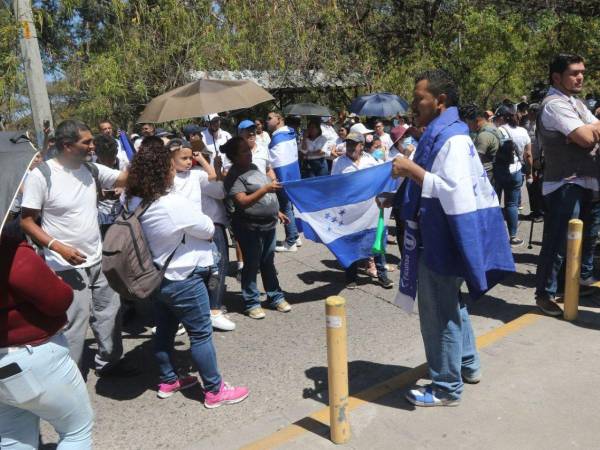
left=13, top=0, right=53, bottom=149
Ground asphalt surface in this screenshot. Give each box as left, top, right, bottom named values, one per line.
left=40, top=191, right=558, bottom=450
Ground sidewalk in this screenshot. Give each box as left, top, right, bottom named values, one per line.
left=238, top=305, right=600, bottom=450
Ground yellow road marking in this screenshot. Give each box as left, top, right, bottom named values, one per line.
left=241, top=312, right=542, bottom=450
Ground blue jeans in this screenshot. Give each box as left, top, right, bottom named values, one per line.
left=0, top=334, right=94, bottom=449
left=232, top=223, right=284, bottom=311
left=153, top=267, right=222, bottom=393
left=277, top=190, right=299, bottom=246
left=304, top=158, right=329, bottom=178
left=417, top=257, right=480, bottom=400
left=208, top=224, right=229, bottom=310
left=535, top=184, right=600, bottom=299
left=494, top=169, right=523, bottom=238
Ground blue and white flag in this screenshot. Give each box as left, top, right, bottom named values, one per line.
left=268, top=126, right=301, bottom=182
left=118, top=131, right=135, bottom=161
left=394, top=107, right=515, bottom=312
left=283, top=162, right=398, bottom=268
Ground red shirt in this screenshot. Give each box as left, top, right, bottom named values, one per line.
left=0, top=241, right=73, bottom=347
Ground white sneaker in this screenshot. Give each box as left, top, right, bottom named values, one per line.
left=211, top=312, right=236, bottom=331
left=295, top=237, right=303, bottom=247
left=275, top=242, right=297, bottom=252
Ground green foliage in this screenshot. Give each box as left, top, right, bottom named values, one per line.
left=2, top=0, right=600, bottom=129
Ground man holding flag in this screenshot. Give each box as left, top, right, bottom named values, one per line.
left=392, top=70, right=514, bottom=407
left=266, top=111, right=302, bottom=252
left=98, top=119, right=133, bottom=169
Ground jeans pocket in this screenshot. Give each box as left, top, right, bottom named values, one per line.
left=0, top=368, right=44, bottom=405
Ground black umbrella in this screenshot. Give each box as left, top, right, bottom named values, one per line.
left=0, top=131, right=38, bottom=233
left=283, top=103, right=332, bottom=117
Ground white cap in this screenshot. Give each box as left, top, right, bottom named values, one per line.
left=350, top=123, right=374, bottom=135
left=208, top=113, right=220, bottom=121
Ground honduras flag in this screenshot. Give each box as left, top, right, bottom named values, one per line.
left=268, top=126, right=301, bottom=182
left=283, top=162, right=398, bottom=268
left=118, top=131, right=135, bottom=161
left=394, top=106, right=515, bottom=311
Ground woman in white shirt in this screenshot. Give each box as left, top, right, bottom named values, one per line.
left=300, top=118, right=330, bottom=177
left=125, top=137, right=248, bottom=408
left=494, top=105, right=532, bottom=246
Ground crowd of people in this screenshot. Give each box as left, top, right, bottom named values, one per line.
left=2, top=52, right=600, bottom=447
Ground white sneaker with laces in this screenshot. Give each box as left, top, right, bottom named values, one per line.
left=211, top=312, right=236, bottom=331
left=295, top=237, right=303, bottom=247
left=275, top=242, right=297, bottom=252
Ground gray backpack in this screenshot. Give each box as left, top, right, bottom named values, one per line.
left=102, top=203, right=180, bottom=300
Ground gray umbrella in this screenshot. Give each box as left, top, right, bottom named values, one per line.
left=283, top=103, right=331, bottom=117
left=0, top=131, right=38, bottom=234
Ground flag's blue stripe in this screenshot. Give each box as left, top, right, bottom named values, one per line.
left=326, top=227, right=380, bottom=268
left=284, top=162, right=396, bottom=213
left=269, top=129, right=296, bottom=149
left=420, top=197, right=515, bottom=299
left=274, top=161, right=301, bottom=182
left=119, top=133, right=135, bottom=161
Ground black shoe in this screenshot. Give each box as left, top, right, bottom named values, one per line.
left=377, top=275, right=394, bottom=289
left=96, top=360, right=141, bottom=378
left=535, top=297, right=562, bottom=317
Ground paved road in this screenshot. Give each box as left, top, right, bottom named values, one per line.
left=41, top=192, right=556, bottom=449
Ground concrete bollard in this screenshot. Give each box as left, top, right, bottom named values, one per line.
left=325, top=296, right=350, bottom=444
left=564, top=219, right=583, bottom=321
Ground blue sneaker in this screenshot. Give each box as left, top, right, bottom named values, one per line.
left=405, top=385, right=460, bottom=407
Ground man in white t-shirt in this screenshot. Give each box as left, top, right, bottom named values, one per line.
left=20, top=119, right=134, bottom=377
left=202, top=114, right=232, bottom=164
left=373, top=120, right=394, bottom=151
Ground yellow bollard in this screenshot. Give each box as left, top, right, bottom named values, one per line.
left=325, top=296, right=350, bottom=444
left=564, top=219, right=583, bottom=321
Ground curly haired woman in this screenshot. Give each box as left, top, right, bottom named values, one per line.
left=125, top=136, right=248, bottom=408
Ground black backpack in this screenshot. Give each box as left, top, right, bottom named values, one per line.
left=493, top=128, right=520, bottom=168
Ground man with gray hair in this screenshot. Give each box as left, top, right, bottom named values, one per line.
left=20, top=119, right=136, bottom=377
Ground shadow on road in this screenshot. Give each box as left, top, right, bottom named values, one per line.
left=303, top=360, right=417, bottom=409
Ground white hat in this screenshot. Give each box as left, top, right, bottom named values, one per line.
left=207, top=113, right=220, bottom=121
left=350, top=123, right=374, bottom=135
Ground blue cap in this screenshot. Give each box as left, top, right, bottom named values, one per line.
left=237, top=119, right=256, bottom=131
left=182, top=124, right=202, bottom=138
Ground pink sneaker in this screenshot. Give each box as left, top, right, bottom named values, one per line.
left=157, top=375, right=198, bottom=399
left=204, top=381, right=249, bottom=409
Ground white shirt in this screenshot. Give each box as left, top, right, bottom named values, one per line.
left=500, top=124, right=529, bottom=174
left=222, top=143, right=270, bottom=174
left=115, top=138, right=129, bottom=170
left=21, top=159, right=120, bottom=271
left=201, top=128, right=232, bottom=162
left=127, top=193, right=214, bottom=281
left=321, top=124, right=338, bottom=155
left=334, top=137, right=346, bottom=155
left=540, top=87, right=600, bottom=195
left=302, top=135, right=330, bottom=159
left=331, top=152, right=380, bottom=175
left=255, top=131, right=271, bottom=147
left=173, top=169, right=209, bottom=209
left=201, top=181, right=227, bottom=226
left=376, top=132, right=394, bottom=150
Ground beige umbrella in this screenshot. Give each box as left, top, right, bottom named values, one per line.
left=137, top=79, right=275, bottom=123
